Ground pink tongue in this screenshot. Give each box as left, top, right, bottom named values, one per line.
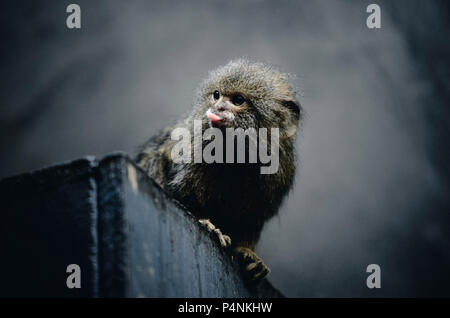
left=207, top=111, right=222, bottom=123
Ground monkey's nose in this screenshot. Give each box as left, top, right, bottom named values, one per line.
left=217, top=105, right=226, bottom=112
left=215, top=101, right=229, bottom=112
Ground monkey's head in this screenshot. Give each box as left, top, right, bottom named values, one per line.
left=195, top=59, right=301, bottom=140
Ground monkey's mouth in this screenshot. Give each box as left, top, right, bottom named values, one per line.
left=206, top=109, right=234, bottom=128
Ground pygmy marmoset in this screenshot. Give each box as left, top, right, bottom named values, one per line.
left=136, top=59, right=301, bottom=282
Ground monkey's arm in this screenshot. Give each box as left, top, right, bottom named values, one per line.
left=136, top=126, right=176, bottom=189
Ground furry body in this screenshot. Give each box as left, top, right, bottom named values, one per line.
left=137, top=59, right=301, bottom=269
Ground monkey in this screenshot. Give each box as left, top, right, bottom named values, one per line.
left=136, top=59, right=301, bottom=283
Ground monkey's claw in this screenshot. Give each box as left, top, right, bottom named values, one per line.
left=234, top=246, right=270, bottom=283
left=199, top=219, right=232, bottom=248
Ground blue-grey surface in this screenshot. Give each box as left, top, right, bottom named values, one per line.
left=97, top=154, right=256, bottom=297
left=0, top=1, right=449, bottom=297
left=0, top=153, right=281, bottom=297
left=0, top=158, right=99, bottom=297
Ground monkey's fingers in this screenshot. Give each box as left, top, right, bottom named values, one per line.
left=248, top=261, right=270, bottom=281
left=198, top=219, right=232, bottom=248
left=234, top=246, right=257, bottom=265
left=233, top=246, right=270, bottom=283
left=199, top=219, right=216, bottom=231
left=214, top=229, right=232, bottom=248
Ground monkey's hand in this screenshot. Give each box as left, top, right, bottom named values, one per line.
left=233, top=246, right=270, bottom=283
left=198, top=219, right=232, bottom=248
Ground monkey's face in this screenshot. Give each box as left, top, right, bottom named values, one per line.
left=197, top=59, right=301, bottom=140
left=205, top=90, right=248, bottom=128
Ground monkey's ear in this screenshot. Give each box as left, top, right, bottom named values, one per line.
left=282, top=100, right=301, bottom=138
left=283, top=100, right=301, bottom=118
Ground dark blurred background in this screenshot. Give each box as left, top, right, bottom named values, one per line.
left=0, top=0, right=449, bottom=297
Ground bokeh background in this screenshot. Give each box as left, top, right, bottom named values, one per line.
left=1, top=0, right=449, bottom=297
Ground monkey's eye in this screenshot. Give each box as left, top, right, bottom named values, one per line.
left=231, top=95, right=245, bottom=106
left=213, top=90, right=220, bottom=100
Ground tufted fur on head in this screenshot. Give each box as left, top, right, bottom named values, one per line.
left=190, top=58, right=301, bottom=137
